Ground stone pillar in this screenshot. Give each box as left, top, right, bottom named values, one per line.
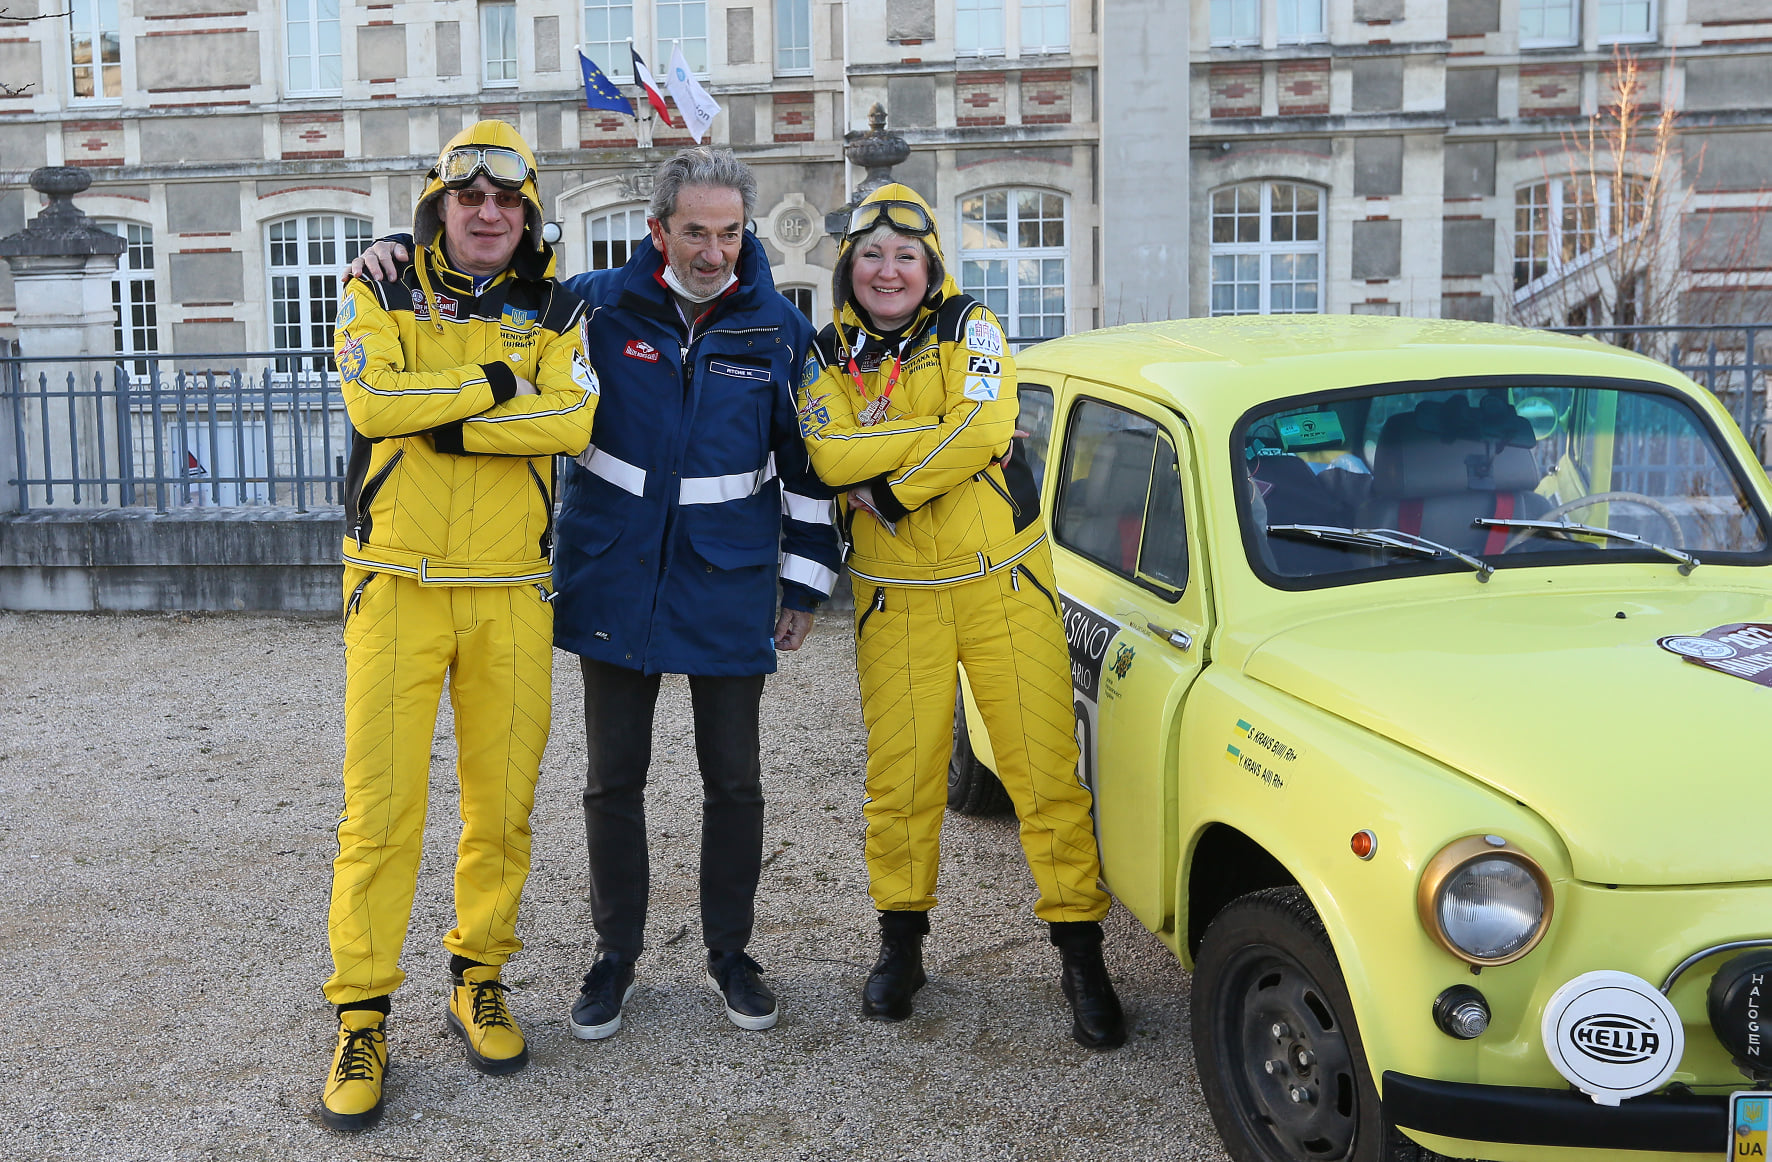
left=0, top=167, right=126, bottom=511
left=824, top=103, right=911, bottom=241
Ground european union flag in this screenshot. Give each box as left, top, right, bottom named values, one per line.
left=579, top=50, right=631, bottom=116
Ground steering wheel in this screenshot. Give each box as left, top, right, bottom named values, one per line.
left=1504, top=490, right=1684, bottom=552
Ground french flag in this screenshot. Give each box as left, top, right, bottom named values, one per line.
left=629, top=44, right=673, bottom=126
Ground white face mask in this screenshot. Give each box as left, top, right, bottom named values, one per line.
left=662, top=263, right=737, bottom=304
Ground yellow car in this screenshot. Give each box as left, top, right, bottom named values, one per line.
left=950, top=316, right=1772, bottom=1162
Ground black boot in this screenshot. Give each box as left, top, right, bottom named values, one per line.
left=1050, top=920, right=1126, bottom=1049
left=862, top=910, right=929, bottom=1021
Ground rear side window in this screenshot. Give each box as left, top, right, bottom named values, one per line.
left=1054, top=398, right=1187, bottom=597
left=1017, top=383, right=1055, bottom=491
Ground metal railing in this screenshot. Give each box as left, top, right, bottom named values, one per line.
left=1548, top=323, right=1771, bottom=463
left=1, top=343, right=348, bottom=513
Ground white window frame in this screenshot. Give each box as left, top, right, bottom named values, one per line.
left=1210, top=0, right=1259, bottom=47
left=1512, top=176, right=1648, bottom=300
left=776, top=0, right=813, bottom=74
left=956, top=0, right=1005, bottom=58
left=583, top=0, right=634, bottom=81
left=1521, top=0, right=1579, bottom=48
left=1596, top=0, right=1655, bottom=44
left=583, top=205, right=648, bottom=272
left=780, top=284, right=817, bottom=323
left=265, top=215, right=374, bottom=369
left=1208, top=180, right=1325, bottom=317
left=482, top=2, right=519, bottom=88
left=285, top=0, right=342, bottom=96
left=958, top=188, right=1070, bottom=344
left=1276, top=0, right=1326, bottom=45
left=656, top=0, right=708, bottom=78
left=1021, top=0, right=1069, bottom=54
left=69, top=0, right=122, bottom=103
left=97, top=221, right=159, bottom=374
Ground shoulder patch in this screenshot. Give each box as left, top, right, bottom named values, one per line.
left=966, top=354, right=1001, bottom=376
left=800, top=353, right=820, bottom=391
left=338, top=337, right=367, bottom=383
left=572, top=349, right=600, bottom=395
left=336, top=295, right=357, bottom=329
left=501, top=304, right=538, bottom=330
left=797, top=391, right=832, bottom=440
left=965, top=318, right=1005, bottom=357
left=963, top=375, right=1000, bottom=401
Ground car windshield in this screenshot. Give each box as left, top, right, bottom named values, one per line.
left=1236, top=379, right=1772, bottom=585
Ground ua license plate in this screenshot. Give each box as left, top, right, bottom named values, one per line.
left=1730, top=1092, right=1772, bottom=1160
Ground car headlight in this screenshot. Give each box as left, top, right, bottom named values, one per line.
left=1417, top=835, right=1553, bottom=966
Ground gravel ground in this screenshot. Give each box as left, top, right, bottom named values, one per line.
left=0, top=610, right=1231, bottom=1162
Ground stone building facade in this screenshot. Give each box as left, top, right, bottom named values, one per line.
left=0, top=0, right=1765, bottom=360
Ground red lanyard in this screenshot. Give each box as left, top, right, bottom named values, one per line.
left=846, top=339, right=907, bottom=424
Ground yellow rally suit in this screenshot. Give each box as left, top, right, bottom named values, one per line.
left=798, top=184, right=1107, bottom=924
left=325, top=122, right=598, bottom=1005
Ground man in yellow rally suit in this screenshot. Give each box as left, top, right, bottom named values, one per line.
left=797, top=184, right=1125, bottom=1048
left=319, top=120, right=598, bottom=1131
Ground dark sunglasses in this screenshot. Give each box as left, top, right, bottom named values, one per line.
left=446, top=188, right=526, bottom=209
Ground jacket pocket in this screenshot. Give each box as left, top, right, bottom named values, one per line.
left=855, top=586, right=886, bottom=638
left=686, top=527, right=777, bottom=571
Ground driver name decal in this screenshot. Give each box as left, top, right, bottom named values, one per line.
left=1225, top=718, right=1296, bottom=789
left=1657, top=623, right=1772, bottom=687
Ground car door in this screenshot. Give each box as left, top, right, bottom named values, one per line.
left=1047, top=382, right=1213, bottom=931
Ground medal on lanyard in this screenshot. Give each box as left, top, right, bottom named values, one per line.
left=849, top=339, right=906, bottom=427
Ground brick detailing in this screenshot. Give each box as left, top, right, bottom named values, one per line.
left=1210, top=62, right=1263, bottom=118
left=479, top=103, right=520, bottom=122
left=773, top=91, right=815, bottom=142
left=1518, top=63, right=1582, bottom=118
left=1277, top=58, right=1329, bottom=116
left=62, top=120, right=123, bottom=167
left=956, top=71, right=1006, bottom=127
left=579, top=101, right=639, bottom=148
left=1020, top=68, right=1072, bottom=124
left=1601, top=57, right=1661, bottom=113
left=280, top=112, right=343, bottom=160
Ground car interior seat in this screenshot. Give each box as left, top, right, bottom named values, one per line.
left=1359, top=395, right=1550, bottom=555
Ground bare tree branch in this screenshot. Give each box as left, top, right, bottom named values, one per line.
left=0, top=5, right=76, bottom=19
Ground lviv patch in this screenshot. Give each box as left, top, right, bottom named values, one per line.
left=965, top=318, right=1004, bottom=357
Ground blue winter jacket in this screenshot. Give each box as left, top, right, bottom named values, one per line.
left=553, top=233, right=840, bottom=676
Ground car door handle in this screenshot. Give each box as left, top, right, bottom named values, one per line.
left=1147, top=621, right=1192, bottom=651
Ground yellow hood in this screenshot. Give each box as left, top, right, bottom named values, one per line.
left=832, top=183, right=959, bottom=342
left=414, top=119, right=545, bottom=254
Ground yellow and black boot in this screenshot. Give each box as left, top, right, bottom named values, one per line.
left=862, top=909, right=929, bottom=1021
left=320, top=1008, right=388, bottom=1131
left=1051, top=920, right=1126, bottom=1049
left=447, top=963, right=529, bottom=1075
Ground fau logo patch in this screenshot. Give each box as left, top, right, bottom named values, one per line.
left=624, top=339, right=661, bottom=362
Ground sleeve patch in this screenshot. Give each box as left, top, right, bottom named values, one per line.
left=963, top=375, right=1001, bottom=401
left=572, top=349, right=600, bottom=395
left=336, top=295, right=357, bottom=329
left=965, top=319, right=1005, bottom=357
left=798, top=391, right=832, bottom=439
left=966, top=355, right=1001, bottom=376
left=800, top=353, right=821, bottom=391
left=338, top=337, right=367, bottom=383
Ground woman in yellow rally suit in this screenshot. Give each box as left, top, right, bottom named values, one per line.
left=320, top=120, right=598, bottom=1130
left=797, top=184, right=1125, bottom=1048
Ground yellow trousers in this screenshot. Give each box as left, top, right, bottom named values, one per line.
left=853, top=544, right=1108, bottom=922
left=324, top=569, right=554, bottom=1005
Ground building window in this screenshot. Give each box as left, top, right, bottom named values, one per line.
left=956, top=0, right=1005, bottom=57
left=267, top=215, right=373, bottom=368
left=69, top=0, right=121, bottom=100
left=781, top=285, right=815, bottom=321
left=776, top=0, right=812, bottom=73
left=1277, top=0, right=1325, bottom=43
left=286, top=0, right=342, bottom=95
left=98, top=222, right=158, bottom=373
left=1521, top=0, right=1578, bottom=46
left=1209, top=181, right=1323, bottom=316
left=1513, top=177, right=1648, bottom=293
left=1598, top=0, right=1654, bottom=41
left=482, top=2, right=518, bottom=86
left=1210, top=0, right=1259, bottom=46
left=585, top=206, right=647, bottom=271
left=959, top=189, right=1067, bottom=343
left=584, top=0, right=634, bottom=80
left=1022, top=0, right=1068, bottom=53
left=657, top=0, right=708, bottom=75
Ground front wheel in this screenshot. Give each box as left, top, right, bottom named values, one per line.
left=947, top=689, right=1011, bottom=816
left=1191, top=887, right=1456, bottom=1162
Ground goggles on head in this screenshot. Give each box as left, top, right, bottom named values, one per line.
left=845, top=199, right=935, bottom=240
left=435, top=146, right=531, bottom=188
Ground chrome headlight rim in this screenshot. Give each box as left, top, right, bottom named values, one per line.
left=1416, top=835, right=1554, bottom=967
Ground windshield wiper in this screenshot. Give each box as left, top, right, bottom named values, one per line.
left=1267, top=524, right=1494, bottom=582
left=1472, top=517, right=1699, bottom=575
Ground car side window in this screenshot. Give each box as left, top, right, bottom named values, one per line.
left=1017, top=383, right=1055, bottom=491
left=1055, top=398, right=1187, bottom=597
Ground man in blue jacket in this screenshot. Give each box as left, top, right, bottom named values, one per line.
left=351, top=146, right=838, bottom=1036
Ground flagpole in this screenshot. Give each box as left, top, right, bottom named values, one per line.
left=628, top=36, right=654, bottom=149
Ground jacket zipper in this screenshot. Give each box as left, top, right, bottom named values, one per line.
left=855, top=586, right=886, bottom=637
left=528, top=460, right=555, bottom=559
left=351, top=449, right=404, bottom=549
left=533, top=583, right=556, bottom=604
left=344, top=572, right=376, bottom=626
left=1016, top=562, right=1059, bottom=614
left=1010, top=565, right=1021, bottom=592
left=979, top=469, right=1020, bottom=518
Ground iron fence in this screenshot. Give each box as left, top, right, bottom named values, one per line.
left=1, top=342, right=348, bottom=513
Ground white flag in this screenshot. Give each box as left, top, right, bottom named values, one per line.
left=665, top=42, right=721, bottom=144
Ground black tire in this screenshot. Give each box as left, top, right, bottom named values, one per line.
left=947, top=690, right=1011, bottom=816
left=1191, top=887, right=1461, bottom=1162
